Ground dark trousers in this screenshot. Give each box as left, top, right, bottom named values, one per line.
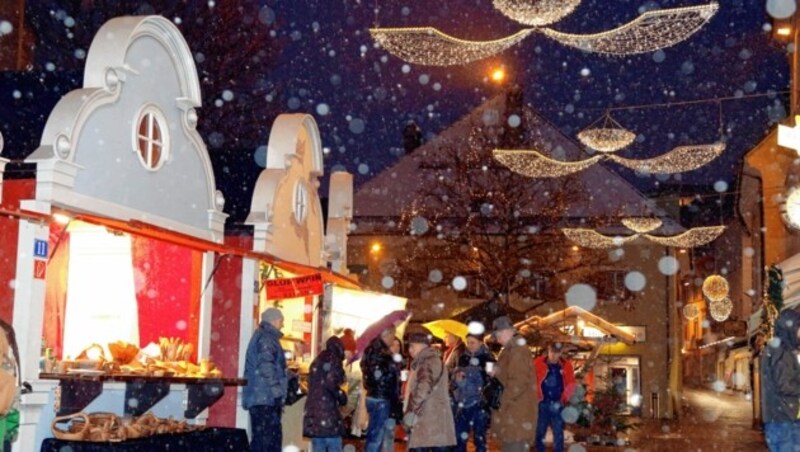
left=535, top=401, right=564, bottom=452
left=249, top=404, right=282, bottom=452
left=365, top=397, right=392, bottom=452
left=454, top=403, right=489, bottom=452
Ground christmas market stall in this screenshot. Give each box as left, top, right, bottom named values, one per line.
left=227, top=113, right=406, bottom=447
left=3, top=15, right=245, bottom=451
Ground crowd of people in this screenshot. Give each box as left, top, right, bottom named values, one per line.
left=243, top=310, right=577, bottom=452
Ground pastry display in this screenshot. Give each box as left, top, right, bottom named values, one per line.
left=52, top=338, right=222, bottom=379
left=51, top=411, right=204, bottom=442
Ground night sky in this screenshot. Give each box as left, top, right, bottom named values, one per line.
left=0, top=0, right=791, bottom=223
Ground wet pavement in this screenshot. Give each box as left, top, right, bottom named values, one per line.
left=342, top=386, right=767, bottom=451
left=625, top=386, right=766, bottom=452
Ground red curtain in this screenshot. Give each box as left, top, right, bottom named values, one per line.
left=131, top=235, right=197, bottom=350
left=43, top=224, right=70, bottom=359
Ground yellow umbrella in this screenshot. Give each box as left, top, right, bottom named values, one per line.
left=423, top=319, right=469, bottom=341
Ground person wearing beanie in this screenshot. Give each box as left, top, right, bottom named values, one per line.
left=489, top=316, right=537, bottom=452
left=403, top=329, right=456, bottom=451
left=243, top=307, right=288, bottom=451
left=760, top=309, right=800, bottom=451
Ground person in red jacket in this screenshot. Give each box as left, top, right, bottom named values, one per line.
left=533, top=342, right=576, bottom=452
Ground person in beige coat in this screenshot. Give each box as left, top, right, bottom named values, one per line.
left=489, top=316, right=538, bottom=452
left=403, top=330, right=456, bottom=451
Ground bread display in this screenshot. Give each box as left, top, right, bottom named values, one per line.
left=51, top=411, right=203, bottom=442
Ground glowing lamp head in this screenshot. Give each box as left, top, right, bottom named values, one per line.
left=370, top=243, right=382, bottom=253
left=777, top=26, right=792, bottom=37
left=490, top=68, right=506, bottom=83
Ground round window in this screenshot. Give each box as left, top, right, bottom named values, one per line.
left=293, top=181, right=309, bottom=223
left=134, top=106, right=169, bottom=170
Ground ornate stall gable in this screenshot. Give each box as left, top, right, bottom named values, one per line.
left=26, top=16, right=226, bottom=242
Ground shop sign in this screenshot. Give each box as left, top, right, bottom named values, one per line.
left=722, top=320, right=747, bottom=338
left=33, top=260, right=47, bottom=279
left=265, top=273, right=323, bottom=299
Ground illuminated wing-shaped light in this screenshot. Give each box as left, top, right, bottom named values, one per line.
left=539, top=3, right=719, bottom=55
left=493, top=0, right=582, bottom=26
left=493, top=149, right=602, bottom=178
left=562, top=228, right=638, bottom=249
left=643, top=226, right=725, bottom=247
left=370, top=27, right=534, bottom=66
left=609, top=142, right=724, bottom=174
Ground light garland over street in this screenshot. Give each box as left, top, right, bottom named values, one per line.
left=370, top=3, right=719, bottom=66
left=562, top=224, right=726, bottom=249
left=493, top=142, right=725, bottom=177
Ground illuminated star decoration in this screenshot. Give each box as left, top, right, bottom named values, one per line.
left=562, top=218, right=725, bottom=249
left=493, top=142, right=725, bottom=178
left=370, top=3, right=719, bottom=66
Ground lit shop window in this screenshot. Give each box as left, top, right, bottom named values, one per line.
left=134, top=106, right=169, bottom=171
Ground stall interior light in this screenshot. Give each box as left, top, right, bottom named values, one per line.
left=777, top=26, right=792, bottom=36
left=53, top=213, right=72, bottom=224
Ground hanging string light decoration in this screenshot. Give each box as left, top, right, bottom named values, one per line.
left=577, top=114, right=636, bottom=153
left=643, top=226, right=726, bottom=248
left=708, top=297, right=732, bottom=322
left=621, top=217, right=662, bottom=233
left=563, top=223, right=725, bottom=249
left=371, top=3, right=719, bottom=66
left=561, top=228, right=637, bottom=249
left=609, top=143, right=725, bottom=174
left=493, top=0, right=582, bottom=26
left=369, top=27, right=535, bottom=66
left=683, top=303, right=700, bottom=321
left=702, top=274, right=729, bottom=302
left=493, top=142, right=725, bottom=178
left=539, top=3, right=719, bottom=55
left=492, top=150, right=601, bottom=178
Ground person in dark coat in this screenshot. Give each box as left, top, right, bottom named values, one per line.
left=452, top=333, right=495, bottom=452
left=243, top=308, right=289, bottom=452
left=361, top=327, right=402, bottom=452
left=304, top=336, right=347, bottom=451
left=760, top=309, right=800, bottom=452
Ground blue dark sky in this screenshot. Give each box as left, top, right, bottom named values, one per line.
left=0, top=0, right=791, bottom=222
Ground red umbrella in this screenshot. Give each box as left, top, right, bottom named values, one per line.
left=348, top=310, right=411, bottom=363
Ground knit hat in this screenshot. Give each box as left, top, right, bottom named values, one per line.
left=261, top=307, right=284, bottom=324
left=492, top=316, right=515, bottom=333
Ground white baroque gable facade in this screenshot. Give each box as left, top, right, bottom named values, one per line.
left=247, top=114, right=325, bottom=266
left=25, top=16, right=226, bottom=241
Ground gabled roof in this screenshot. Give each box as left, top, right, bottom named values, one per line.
left=517, top=305, right=637, bottom=346
left=353, top=93, right=681, bottom=232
